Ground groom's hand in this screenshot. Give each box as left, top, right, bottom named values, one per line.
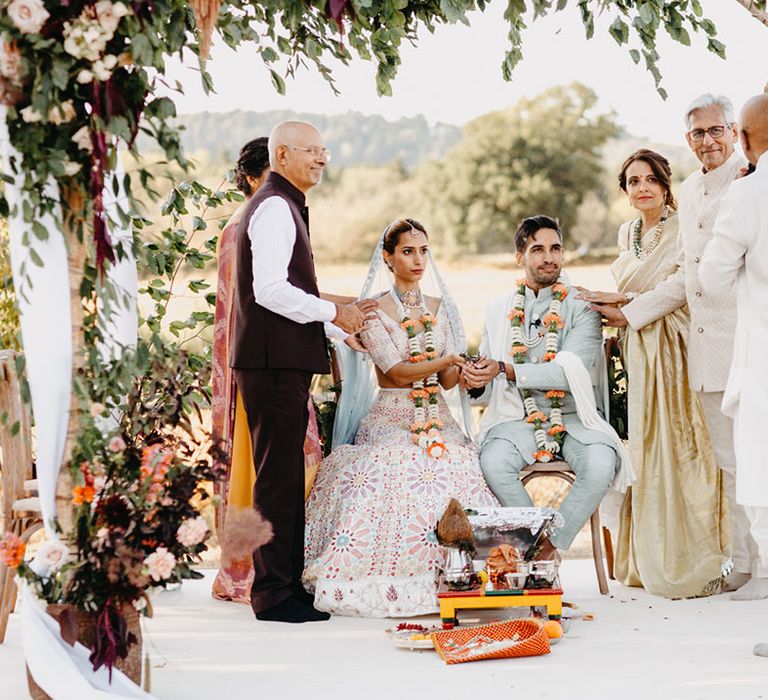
left=461, top=356, right=498, bottom=388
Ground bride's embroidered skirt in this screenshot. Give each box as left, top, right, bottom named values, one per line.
left=303, top=389, right=498, bottom=617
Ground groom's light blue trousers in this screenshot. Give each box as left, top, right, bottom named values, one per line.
left=480, top=436, right=618, bottom=549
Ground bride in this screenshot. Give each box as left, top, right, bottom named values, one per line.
left=303, top=218, right=499, bottom=617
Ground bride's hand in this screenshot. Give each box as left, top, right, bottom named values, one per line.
left=447, top=353, right=466, bottom=369
left=344, top=334, right=369, bottom=353
left=575, top=289, right=628, bottom=306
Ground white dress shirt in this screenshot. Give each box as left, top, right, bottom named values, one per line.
left=248, top=196, right=346, bottom=339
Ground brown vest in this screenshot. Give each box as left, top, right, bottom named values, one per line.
left=229, top=172, right=330, bottom=374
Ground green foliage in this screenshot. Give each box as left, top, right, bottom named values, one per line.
left=0, top=221, right=21, bottom=351
left=415, top=83, right=619, bottom=253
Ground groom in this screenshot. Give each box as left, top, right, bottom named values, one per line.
left=462, top=215, right=621, bottom=556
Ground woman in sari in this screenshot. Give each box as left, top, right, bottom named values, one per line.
left=581, top=149, right=727, bottom=598
left=211, top=138, right=324, bottom=603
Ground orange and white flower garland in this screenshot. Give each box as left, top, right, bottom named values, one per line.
left=395, top=291, right=447, bottom=460
left=508, top=277, right=568, bottom=462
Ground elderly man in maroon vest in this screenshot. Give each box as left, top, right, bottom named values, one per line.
left=230, top=121, right=370, bottom=623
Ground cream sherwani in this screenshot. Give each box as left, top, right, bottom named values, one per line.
left=621, top=151, right=754, bottom=574
left=699, top=151, right=768, bottom=578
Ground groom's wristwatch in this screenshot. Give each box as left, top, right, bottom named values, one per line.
left=497, top=361, right=507, bottom=378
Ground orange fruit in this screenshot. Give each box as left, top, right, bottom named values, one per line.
left=542, top=620, right=563, bottom=639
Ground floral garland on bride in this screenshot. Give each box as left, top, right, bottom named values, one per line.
left=508, top=277, right=569, bottom=462
left=395, top=292, right=446, bottom=460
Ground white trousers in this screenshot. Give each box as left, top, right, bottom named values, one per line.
left=699, top=391, right=767, bottom=577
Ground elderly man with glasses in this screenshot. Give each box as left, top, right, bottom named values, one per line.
left=594, top=94, right=753, bottom=597
left=230, top=120, right=375, bottom=623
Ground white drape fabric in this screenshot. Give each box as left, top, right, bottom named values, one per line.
left=1, top=108, right=149, bottom=698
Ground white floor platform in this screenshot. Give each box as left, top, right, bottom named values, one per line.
left=2, top=559, right=767, bottom=699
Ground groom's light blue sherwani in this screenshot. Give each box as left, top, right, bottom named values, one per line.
left=473, top=284, right=619, bottom=549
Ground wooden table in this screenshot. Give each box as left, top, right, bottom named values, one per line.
left=437, top=580, right=563, bottom=629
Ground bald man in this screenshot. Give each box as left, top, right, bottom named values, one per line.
left=699, top=94, right=768, bottom=604
left=230, top=120, right=370, bottom=623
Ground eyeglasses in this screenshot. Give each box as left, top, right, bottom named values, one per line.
left=285, top=145, right=332, bottom=162
left=687, top=125, right=729, bottom=142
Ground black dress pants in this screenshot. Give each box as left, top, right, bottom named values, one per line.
left=233, top=368, right=312, bottom=612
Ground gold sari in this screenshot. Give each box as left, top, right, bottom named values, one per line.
left=612, top=214, right=728, bottom=598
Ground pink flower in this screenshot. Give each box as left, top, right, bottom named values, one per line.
left=29, top=541, right=70, bottom=577
left=143, top=547, right=176, bottom=582
left=176, top=516, right=208, bottom=547
left=108, top=435, right=126, bottom=453
left=7, top=0, right=50, bottom=34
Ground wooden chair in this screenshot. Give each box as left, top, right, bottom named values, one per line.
left=521, top=460, right=611, bottom=595
left=0, top=350, right=41, bottom=643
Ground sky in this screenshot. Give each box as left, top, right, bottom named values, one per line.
left=164, top=1, right=768, bottom=145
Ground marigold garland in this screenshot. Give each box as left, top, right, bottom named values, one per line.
left=508, top=277, right=569, bottom=462
left=395, top=291, right=447, bottom=459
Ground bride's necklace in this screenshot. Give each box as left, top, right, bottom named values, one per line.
left=392, top=285, right=422, bottom=309
left=632, top=206, right=669, bottom=260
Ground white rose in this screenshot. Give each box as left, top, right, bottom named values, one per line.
left=95, top=1, right=130, bottom=36
left=71, top=126, right=93, bottom=152
left=19, top=105, right=42, bottom=123
left=29, top=541, right=70, bottom=577
left=48, top=100, right=76, bottom=125
left=7, top=0, right=50, bottom=35
left=76, top=69, right=94, bottom=84
left=91, top=58, right=115, bottom=82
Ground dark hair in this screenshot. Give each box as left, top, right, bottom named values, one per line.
left=514, top=215, right=562, bottom=253
left=618, top=148, right=677, bottom=209
left=382, top=218, right=429, bottom=254
left=234, top=137, right=270, bottom=195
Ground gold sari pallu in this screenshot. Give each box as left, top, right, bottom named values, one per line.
left=611, top=215, right=728, bottom=598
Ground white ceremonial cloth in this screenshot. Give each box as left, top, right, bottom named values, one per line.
left=1, top=107, right=153, bottom=698
left=554, top=351, right=634, bottom=493
left=0, top=106, right=70, bottom=536
left=247, top=195, right=345, bottom=339
left=699, top=151, right=768, bottom=507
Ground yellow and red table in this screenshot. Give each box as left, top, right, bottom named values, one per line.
left=438, top=581, right=563, bottom=629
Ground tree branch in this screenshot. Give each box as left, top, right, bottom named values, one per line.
left=735, top=0, right=768, bottom=27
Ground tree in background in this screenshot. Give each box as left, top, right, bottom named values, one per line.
left=417, top=83, right=619, bottom=254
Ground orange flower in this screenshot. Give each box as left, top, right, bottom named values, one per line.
left=423, top=350, right=437, bottom=359
left=526, top=411, right=547, bottom=423
left=72, top=485, right=95, bottom=505
left=412, top=434, right=421, bottom=444
left=410, top=389, right=429, bottom=400
left=0, top=532, right=25, bottom=568
left=545, top=390, right=565, bottom=399
left=421, top=313, right=436, bottom=325
left=507, top=309, right=524, bottom=321
left=542, top=313, right=564, bottom=329
left=548, top=424, right=566, bottom=436
left=426, top=442, right=447, bottom=459
left=408, top=353, right=426, bottom=363
left=400, top=318, right=418, bottom=330
left=516, top=277, right=528, bottom=288
left=533, top=450, right=553, bottom=463
left=552, top=283, right=569, bottom=299
left=425, top=385, right=440, bottom=394
left=543, top=352, right=557, bottom=362
left=411, top=422, right=426, bottom=432
left=510, top=345, right=527, bottom=355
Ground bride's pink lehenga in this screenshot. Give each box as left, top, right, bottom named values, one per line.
left=303, top=306, right=498, bottom=617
